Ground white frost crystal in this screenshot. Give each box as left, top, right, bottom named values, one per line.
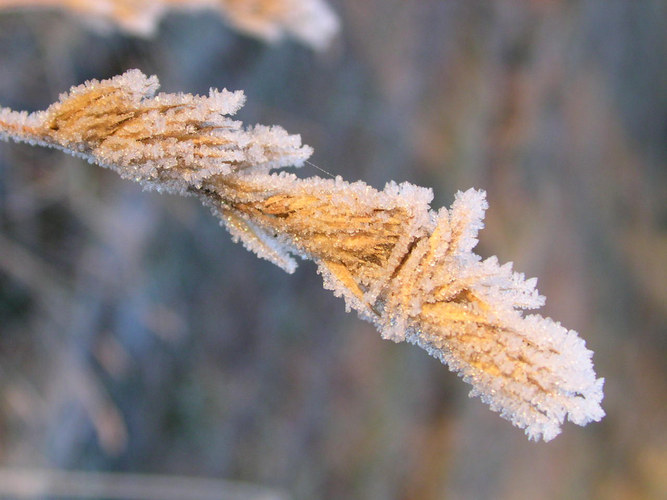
left=0, top=70, right=604, bottom=441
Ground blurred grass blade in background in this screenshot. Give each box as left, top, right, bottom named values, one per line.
left=0, top=0, right=339, bottom=49
left=0, top=468, right=290, bottom=500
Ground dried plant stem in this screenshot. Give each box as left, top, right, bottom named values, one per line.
left=0, top=0, right=339, bottom=49
left=0, top=468, right=289, bottom=500
left=0, top=70, right=604, bottom=441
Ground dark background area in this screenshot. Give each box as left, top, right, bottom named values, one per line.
left=0, top=1, right=665, bottom=499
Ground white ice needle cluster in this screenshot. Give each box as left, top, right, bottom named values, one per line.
left=0, top=70, right=604, bottom=441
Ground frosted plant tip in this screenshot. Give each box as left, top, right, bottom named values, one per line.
left=0, top=70, right=604, bottom=441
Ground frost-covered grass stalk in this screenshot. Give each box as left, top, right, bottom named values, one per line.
left=0, top=0, right=339, bottom=49
left=0, top=70, right=604, bottom=441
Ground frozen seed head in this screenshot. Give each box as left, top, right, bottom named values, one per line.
left=0, top=0, right=340, bottom=49
left=0, top=70, right=604, bottom=441
left=207, top=177, right=605, bottom=441
left=0, top=69, right=312, bottom=194
left=219, top=0, right=340, bottom=50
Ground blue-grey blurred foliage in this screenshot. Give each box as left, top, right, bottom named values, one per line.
left=0, top=1, right=665, bottom=499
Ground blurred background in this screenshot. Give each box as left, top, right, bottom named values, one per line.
left=0, top=1, right=665, bottom=499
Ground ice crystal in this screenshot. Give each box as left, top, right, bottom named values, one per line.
left=0, top=70, right=604, bottom=441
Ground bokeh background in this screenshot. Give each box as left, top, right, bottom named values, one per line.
left=0, top=1, right=665, bottom=499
